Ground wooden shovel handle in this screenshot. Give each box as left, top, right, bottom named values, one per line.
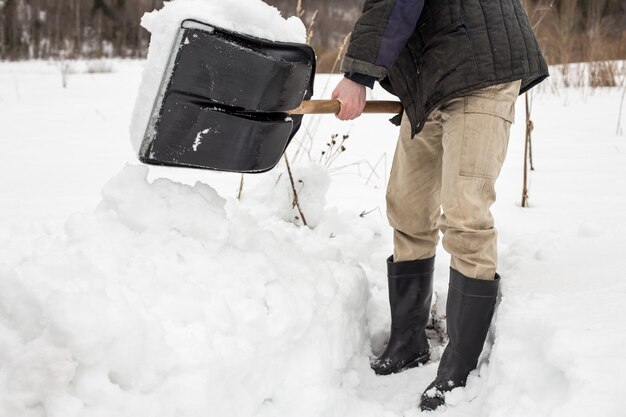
left=288, top=100, right=403, bottom=115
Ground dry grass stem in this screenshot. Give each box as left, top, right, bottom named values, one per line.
left=617, top=87, right=626, bottom=135
left=306, top=10, right=319, bottom=46
left=237, top=174, right=244, bottom=200
left=284, top=154, right=308, bottom=227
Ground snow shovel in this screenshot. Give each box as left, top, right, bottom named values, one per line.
left=138, top=20, right=402, bottom=174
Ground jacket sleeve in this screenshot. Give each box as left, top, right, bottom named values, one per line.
left=341, top=0, right=425, bottom=80
left=345, top=72, right=377, bottom=88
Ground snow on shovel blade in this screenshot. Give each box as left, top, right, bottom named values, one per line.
left=138, top=20, right=316, bottom=173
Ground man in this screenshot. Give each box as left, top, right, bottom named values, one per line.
left=332, top=0, right=548, bottom=411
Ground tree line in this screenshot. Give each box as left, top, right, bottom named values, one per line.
left=1, top=0, right=624, bottom=70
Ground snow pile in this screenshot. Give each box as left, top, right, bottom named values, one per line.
left=129, top=0, right=306, bottom=153
left=0, top=164, right=393, bottom=417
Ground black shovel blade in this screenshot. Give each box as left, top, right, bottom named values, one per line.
left=144, top=92, right=296, bottom=172
left=139, top=20, right=316, bottom=173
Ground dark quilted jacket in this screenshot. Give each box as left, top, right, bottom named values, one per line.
left=341, top=0, right=549, bottom=135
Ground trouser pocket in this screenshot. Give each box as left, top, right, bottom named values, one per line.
left=459, top=81, right=520, bottom=180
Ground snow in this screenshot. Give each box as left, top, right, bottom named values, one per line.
left=129, top=0, right=307, bottom=153
left=192, top=128, right=210, bottom=151
left=0, top=163, right=377, bottom=417
left=1, top=57, right=626, bottom=417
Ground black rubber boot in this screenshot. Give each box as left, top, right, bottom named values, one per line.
left=419, top=268, right=500, bottom=411
left=371, top=255, right=434, bottom=376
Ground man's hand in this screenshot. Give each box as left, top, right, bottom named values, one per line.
left=331, top=78, right=366, bottom=121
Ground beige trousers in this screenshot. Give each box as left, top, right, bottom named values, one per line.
left=387, top=80, right=521, bottom=280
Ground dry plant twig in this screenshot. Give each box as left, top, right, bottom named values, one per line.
left=617, top=86, right=626, bottom=135
left=359, top=207, right=382, bottom=218
left=306, top=10, right=319, bottom=46
left=521, top=0, right=554, bottom=208
left=284, top=154, right=308, bottom=227
left=237, top=174, right=244, bottom=200
left=522, top=92, right=534, bottom=208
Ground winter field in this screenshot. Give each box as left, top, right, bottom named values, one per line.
left=1, top=56, right=626, bottom=417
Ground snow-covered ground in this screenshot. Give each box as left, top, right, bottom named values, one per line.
left=1, top=57, right=626, bottom=417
